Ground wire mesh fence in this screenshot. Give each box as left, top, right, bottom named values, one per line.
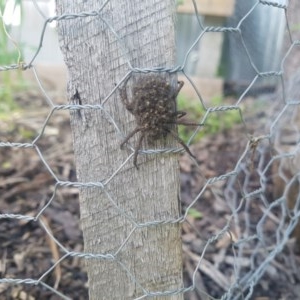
left=0, top=0, right=300, bottom=299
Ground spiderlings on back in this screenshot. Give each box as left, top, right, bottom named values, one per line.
left=120, top=75, right=195, bottom=169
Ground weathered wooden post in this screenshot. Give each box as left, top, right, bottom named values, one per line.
left=56, top=1, right=184, bottom=298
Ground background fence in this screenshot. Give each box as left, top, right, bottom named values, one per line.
left=1, top=0, right=300, bottom=299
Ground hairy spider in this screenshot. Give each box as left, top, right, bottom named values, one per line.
left=120, top=75, right=196, bottom=169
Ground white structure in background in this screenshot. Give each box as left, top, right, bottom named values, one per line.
left=3, top=0, right=288, bottom=98
left=3, top=0, right=67, bottom=101
left=4, top=0, right=63, bottom=65
left=176, top=0, right=236, bottom=99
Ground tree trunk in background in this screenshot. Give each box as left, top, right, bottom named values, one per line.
left=56, top=1, right=184, bottom=299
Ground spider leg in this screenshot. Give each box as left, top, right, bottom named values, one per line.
left=174, top=81, right=184, bottom=97
left=166, top=111, right=201, bottom=126
left=119, top=76, right=135, bottom=112
left=174, top=120, right=203, bottom=126
left=174, top=111, right=186, bottom=118
left=133, top=133, right=145, bottom=169
left=166, top=128, right=196, bottom=159
left=120, top=127, right=142, bottom=149
left=174, top=111, right=202, bottom=126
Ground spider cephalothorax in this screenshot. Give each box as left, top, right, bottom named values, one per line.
left=120, top=75, right=195, bottom=169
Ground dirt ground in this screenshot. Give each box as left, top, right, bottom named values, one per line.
left=1, top=77, right=300, bottom=300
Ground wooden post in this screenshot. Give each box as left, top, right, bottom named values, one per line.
left=56, top=0, right=183, bottom=299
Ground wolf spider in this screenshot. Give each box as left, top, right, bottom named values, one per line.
left=120, top=75, right=196, bottom=169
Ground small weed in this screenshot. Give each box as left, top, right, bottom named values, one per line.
left=187, top=207, right=203, bottom=220
left=177, top=94, right=241, bottom=144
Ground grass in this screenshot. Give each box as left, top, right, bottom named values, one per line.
left=0, top=0, right=26, bottom=115
left=177, top=93, right=242, bottom=144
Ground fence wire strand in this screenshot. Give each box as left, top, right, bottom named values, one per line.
left=0, top=0, right=300, bottom=299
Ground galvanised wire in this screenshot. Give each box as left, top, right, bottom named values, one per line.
left=0, top=0, right=299, bottom=299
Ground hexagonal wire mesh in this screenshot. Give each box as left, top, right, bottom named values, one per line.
left=0, top=0, right=299, bottom=299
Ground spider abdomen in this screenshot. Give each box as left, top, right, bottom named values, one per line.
left=120, top=75, right=194, bottom=168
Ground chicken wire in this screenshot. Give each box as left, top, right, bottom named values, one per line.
left=0, top=0, right=300, bottom=299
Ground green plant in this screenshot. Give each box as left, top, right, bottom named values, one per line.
left=186, top=207, right=203, bottom=219
left=291, top=23, right=300, bottom=32
left=177, top=94, right=241, bottom=144
left=0, top=0, right=24, bottom=114
left=0, top=0, right=23, bottom=63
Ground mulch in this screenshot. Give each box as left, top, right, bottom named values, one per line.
left=1, top=91, right=300, bottom=300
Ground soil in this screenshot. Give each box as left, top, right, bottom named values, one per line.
left=1, top=88, right=300, bottom=300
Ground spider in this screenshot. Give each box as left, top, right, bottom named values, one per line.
left=120, top=75, right=196, bottom=169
